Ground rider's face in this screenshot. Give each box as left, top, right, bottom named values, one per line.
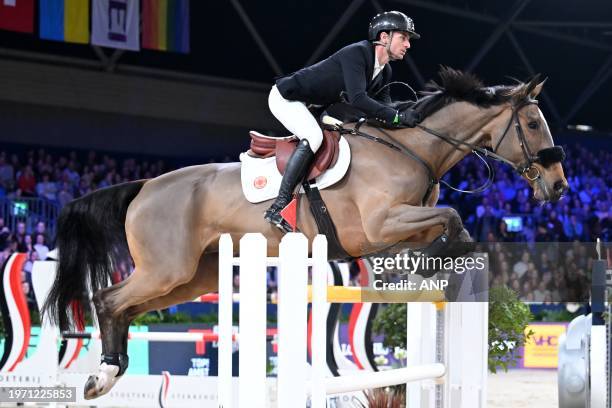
left=387, top=32, right=410, bottom=60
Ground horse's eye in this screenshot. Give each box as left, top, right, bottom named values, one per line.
left=528, top=121, right=538, bottom=130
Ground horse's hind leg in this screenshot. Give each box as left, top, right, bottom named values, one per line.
left=85, top=258, right=200, bottom=399
left=85, top=280, right=131, bottom=399
left=125, top=253, right=219, bottom=320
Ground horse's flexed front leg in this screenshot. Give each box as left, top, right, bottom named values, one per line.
left=365, top=204, right=471, bottom=252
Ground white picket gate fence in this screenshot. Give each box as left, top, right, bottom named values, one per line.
left=217, top=233, right=488, bottom=408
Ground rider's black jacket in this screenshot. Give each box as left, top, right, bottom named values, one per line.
left=275, top=40, right=397, bottom=124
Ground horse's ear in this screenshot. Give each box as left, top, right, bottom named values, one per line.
left=530, top=77, right=547, bottom=98
left=515, top=75, right=539, bottom=101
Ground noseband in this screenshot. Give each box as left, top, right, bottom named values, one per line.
left=492, top=100, right=566, bottom=181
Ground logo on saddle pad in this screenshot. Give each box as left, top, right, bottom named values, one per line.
left=240, top=137, right=351, bottom=203
left=253, top=176, right=267, bottom=189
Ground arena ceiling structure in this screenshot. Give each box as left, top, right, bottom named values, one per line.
left=0, top=0, right=611, bottom=156
left=196, top=0, right=612, bottom=132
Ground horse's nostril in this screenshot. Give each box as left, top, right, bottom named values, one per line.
left=554, top=180, right=568, bottom=193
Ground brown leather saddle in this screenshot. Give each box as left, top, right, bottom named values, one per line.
left=248, top=129, right=341, bottom=180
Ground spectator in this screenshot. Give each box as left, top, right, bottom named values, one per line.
left=21, top=280, right=36, bottom=307
left=513, top=251, right=530, bottom=279
left=34, top=222, right=51, bottom=246
left=0, top=217, right=10, bottom=251
left=98, top=171, right=115, bottom=189
left=475, top=197, right=489, bottom=218
left=22, top=250, right=38, bottom=275
left=36, top=152, right=54, bottom=175
left=520, top=281, right=534, bottom=302
left=15, top=221, right=27, bottom=252
left=583, top=204, right=601, bottom=241
left=578, top=183, right=592, bottom=204
left=537, top=252, right=551, bottom=276
left=546, top=210, right=565, bottom=241
left=563, top=214, right=584, bottom=241
left=63, top=160, right=80, bottom=187
left=474, top=205, right=499, bottom=242
left=57, top=181, right=75, bottom=208
left=77, top=177, right=92, bottom=197
left=22, top=234, right=33, bottom=253
left=36, top=172, right=58, bottom=201
left=33, top=234, right=49, bottom=260
left=498, top=219, right=515, bottom=242
left=0, top=152, right=14, bottom=191
left=17, top=165, right=36, bottom=197
left=4, top=238, right=18, bottom=261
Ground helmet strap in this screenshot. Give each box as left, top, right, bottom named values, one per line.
left=373, top=31, right=394, bottom=59
left=385, top=31, right=393, bottom=55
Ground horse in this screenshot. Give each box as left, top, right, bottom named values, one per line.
left=42, top=68, right=568, bottom=399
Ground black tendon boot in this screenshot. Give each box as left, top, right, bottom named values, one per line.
left=264, top=139, right=315, bottom=231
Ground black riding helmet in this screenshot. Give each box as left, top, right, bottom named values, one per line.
left=368, top=11, right=420, bottom=40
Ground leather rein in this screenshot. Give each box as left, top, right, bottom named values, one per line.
left=338, top=100, right=565, bottom=204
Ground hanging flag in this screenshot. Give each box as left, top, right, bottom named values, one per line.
left=39, top=0, right=89, bottom=44
left=91, top=0, right=139, bottom=50
left=142, top=0, right=190, bottom=54
left=0, top=0, right=34, bottom=33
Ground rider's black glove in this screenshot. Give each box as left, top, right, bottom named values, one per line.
left=394, top=108, right=421, bottom=127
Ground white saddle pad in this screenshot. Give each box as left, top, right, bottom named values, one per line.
left=240, top=136, right=351, bottom=203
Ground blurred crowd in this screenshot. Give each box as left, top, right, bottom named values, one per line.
left=439, top=144, right=610, bottom=243
left=438, top=143, right=610, bottom=301
left=478, top=241, right=596, bottom=302
left=0, top=148, right=177, bottom=306
left=0, top=149, right=172, bottom=206
left=0, top=141, right=609, bottom=305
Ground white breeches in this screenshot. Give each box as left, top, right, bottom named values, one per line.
left=268, top=85, right=323, bottom=153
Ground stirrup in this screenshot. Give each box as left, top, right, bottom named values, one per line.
left=273, top=218, right=294, bottom=234
left=263, top=203, right=285, bottom=222
left=265, top=209, right=294, bottom=233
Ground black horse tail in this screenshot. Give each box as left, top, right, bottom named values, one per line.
left=41, top=180, right=146, bottom=331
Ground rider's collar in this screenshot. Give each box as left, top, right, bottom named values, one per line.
left=373, top=55, right=384, bottom=79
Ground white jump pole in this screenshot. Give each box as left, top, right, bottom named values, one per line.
left=319, top=364, right=446, bottom=395
left=311, top=235, right=329, bottom=408
left=277, top=233, right=310, bottom=408
left=238, top=233, right=268, bottom=407
left=218, top=233, right=234, bottom=408
left=63, top=331, right=236, bottom=342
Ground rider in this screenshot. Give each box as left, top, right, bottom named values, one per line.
left=264, top=10, right=422, bottom=231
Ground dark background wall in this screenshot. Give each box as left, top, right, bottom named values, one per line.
left=0, top=100, right=256, bottom=161
left=0, top=0, right=610, bottom=159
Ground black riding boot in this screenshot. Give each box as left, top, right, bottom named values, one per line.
left=264, top=139, right=315, bottom=231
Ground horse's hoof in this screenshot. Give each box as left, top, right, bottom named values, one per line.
left=83, top=375, right=100, bottom=400
left=83, top=363, right=120, bottom=400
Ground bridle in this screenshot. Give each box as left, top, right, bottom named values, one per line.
left=340, top=99, right=566, bottom=203
left=416, top=99, right=565, bottom=181
left=492, top=100, right=566, bottom=181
